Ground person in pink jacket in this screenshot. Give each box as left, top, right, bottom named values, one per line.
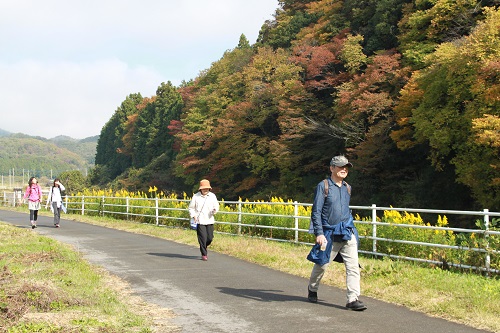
left=23, top=176, right=43, bottom=229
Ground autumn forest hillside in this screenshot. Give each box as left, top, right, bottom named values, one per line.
left=92, top=0, right=500, bottom=215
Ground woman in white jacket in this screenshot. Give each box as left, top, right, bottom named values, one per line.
left=46, top=178, right=66, bottom=228
left=189, top=179, right=219, bottom=261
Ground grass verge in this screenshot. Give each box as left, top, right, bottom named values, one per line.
left=0, top=221, right=180, bottom=333
left=3, top=207, right=500, bottom=332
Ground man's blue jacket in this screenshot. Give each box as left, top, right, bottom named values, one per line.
left=307, top=215, right=359, bottom=266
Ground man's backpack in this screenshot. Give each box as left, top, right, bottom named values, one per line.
left=308, top=179, right=351, bottom=234
left=322, top=178, right=351, bottom=197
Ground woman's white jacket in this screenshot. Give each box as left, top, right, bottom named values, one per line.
left=188, top=191, right=219, bottom=225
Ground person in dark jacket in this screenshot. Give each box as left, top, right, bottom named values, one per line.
left=307, top=155, right=367, bottom=311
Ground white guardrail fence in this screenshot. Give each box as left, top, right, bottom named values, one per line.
left=2, top=191, right=499, bottom=275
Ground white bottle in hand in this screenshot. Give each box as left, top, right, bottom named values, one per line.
left=320, top=239, right=327, bottom=251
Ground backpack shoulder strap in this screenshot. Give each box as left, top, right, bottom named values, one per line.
left=324, top=179, right=352, bottom=197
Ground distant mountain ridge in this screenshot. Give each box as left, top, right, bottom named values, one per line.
left=48, top=135, right=98, bottom=165
left=0, top=129, right=97, bottom=177
left=0, top=128, right=11, bottom=137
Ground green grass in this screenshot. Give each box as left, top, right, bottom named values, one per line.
left=0, top=221, right=180, bottom=333
left=2, top=207, right=500, bottom=332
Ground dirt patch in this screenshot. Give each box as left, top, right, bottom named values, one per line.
left=105, top=274, right=181, bottom=332
left=16, top=273, right=182, bottom=333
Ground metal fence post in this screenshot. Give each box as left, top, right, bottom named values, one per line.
left=238, top=198, right=242, bottom=235
left=294, top=201, right=299, bottom=243
left=155, top=197, right=159, bottom=226
left=372, top=204, right=377, bottom=254
left=484, top=209, right=490, bottom=276
left=101, top=195, right=105, bottom=217
left=126, top=197, right=129, bottom=220
left=81, top=195, right=85, bottom=215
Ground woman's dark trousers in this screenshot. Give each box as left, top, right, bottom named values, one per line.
left=197, top=224, right=214, bottom=256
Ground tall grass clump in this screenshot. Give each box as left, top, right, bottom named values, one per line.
left=215, top=197, right=313, bottom=242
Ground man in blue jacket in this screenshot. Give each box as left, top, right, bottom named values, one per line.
left=307, top=155, right=367, bottom=311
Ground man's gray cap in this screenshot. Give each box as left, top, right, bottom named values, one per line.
left=330, top=155, right=353, bottom=167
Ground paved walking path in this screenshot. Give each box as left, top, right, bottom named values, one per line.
left=0, top=210, right=491, bottom=333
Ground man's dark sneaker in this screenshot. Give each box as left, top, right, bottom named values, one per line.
left=346, top=299, right=367, bottom=311
left=307, top=288, right=318, bottom=303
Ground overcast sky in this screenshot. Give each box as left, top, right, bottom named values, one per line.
left=0, top=0, right=278, bottom=139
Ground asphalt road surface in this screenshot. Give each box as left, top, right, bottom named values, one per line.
left=0, top=209, right=492, bottom=333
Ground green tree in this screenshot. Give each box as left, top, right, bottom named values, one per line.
left=340, top=34, right=367, bottom=73
left=132, top=82, right=183, bottom=168
left=337, top=0, right=411, bottom=53
left=398, top=0, right=490, bottom=68
left=257, top=7, right=319, bottom=49
left=237, top=34, right=251, bottom=49
left=393, top=8, right=500, bottom=209
left=294, top=0, right=348, bottom=45
left=172, top=43, right=255, bottom=189
left=174, top=46, right=310, bottom=199
left=94, top=93, right=143, bottom=180
left=58, top=170, right=86, bottom=195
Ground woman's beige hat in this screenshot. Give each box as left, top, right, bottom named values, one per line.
left=199, top=179, right=212, bottom=190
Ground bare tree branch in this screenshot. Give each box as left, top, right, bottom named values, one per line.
left=304, top=116, right=365, bottom=147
